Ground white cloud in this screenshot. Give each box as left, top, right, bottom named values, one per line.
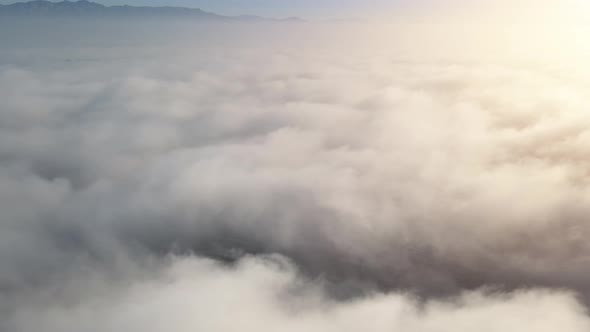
left=2, top=20, right=590, bottom=331
left=7, top=256, right=590, bottom=332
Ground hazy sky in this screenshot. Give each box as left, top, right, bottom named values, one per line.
left=0, top=0, right=410, bottom=18
left=2, top=0, right=587, bottom=22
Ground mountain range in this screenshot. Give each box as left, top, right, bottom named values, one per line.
left=0, top=0, right=305, bottom=21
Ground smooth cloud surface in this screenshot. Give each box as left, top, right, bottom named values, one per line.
left=2, top=19, right=590, bottom=331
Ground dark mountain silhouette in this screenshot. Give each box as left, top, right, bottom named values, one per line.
left=0, top=0, right=305, bottom=21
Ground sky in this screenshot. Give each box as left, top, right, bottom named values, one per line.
left=1, top=0, right=589, bottom=23
left=0, top=0, right=406, bottom=18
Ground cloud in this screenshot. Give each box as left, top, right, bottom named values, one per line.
left=1, top=20, right=590, bottom=331
left=6, top=256, right=590, bottom=332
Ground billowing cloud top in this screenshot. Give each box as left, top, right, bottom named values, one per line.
left=1, top=12, right=590, bottom=332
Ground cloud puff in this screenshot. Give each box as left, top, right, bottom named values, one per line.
left=6, top=256, right=590, bottom=332
left=2, top=20, right=590, bottom=331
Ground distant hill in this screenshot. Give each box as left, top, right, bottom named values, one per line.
left=0, top=0, right=305, bottom=21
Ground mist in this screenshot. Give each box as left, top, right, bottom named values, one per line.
left=2, top=16, right=590, bottom=331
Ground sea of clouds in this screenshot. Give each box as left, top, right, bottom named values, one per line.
left=1, top=19, right=590, bottom=331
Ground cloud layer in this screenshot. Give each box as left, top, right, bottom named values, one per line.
left=2, top=20, right=590, bottom=331
left=7, top=256, right=590, bottom=332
